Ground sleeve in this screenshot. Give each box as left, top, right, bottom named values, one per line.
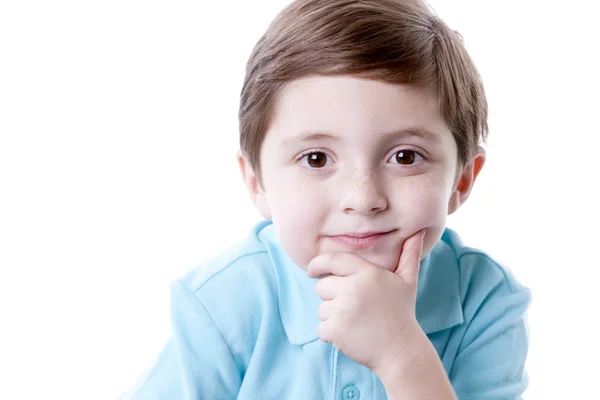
left=450, top=276, right=532, bottom=400
left=121, top=280, right=241, bottom=400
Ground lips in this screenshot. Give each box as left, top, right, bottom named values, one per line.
left=338, top=231, right=391, bottom=238
left=326, top=230, right=395, bottom=249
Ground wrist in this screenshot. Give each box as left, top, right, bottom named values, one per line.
left=377, top=325, right=456, bottom=400
left=376, top=322, right=430, bottom=383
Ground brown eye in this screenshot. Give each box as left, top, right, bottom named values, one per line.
left=390, top=150, right=423, bottom=165
left=302, top=152, right=330, bottom=168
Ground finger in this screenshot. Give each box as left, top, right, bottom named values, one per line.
left=394, top=230, right=426, bottom=285
left=317, top=300, right=335, bottom=321
left=315, top=275, right=344, bottom=300
left=307, top=252, right=365, bottom=278
left=317, top=320, right=334, bottom=344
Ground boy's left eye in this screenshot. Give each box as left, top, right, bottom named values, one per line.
left=388, top=150, right=424, bottom=165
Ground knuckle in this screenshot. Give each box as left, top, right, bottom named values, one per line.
left=318, top=302, right=328, bottom=317
left=317, top=322, right=330, bottom=342
left=315, top=278, right=325, bottom=292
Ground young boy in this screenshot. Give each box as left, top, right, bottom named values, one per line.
left=124, top=0, right=530, bottom=398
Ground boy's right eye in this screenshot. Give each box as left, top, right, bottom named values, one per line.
left=299, top=151, right=332, bottom=168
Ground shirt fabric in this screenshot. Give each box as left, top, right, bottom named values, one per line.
left=123, top=220, right=531, bottom=400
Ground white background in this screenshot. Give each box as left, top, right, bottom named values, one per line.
left=1, top=0, right=599, bottom=398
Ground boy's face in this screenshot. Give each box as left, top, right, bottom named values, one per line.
left=240, top=75, right=484, bottom=271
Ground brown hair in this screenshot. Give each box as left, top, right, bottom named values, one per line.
left=239, top=0, right=488, bottom=180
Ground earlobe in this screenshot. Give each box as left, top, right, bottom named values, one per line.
left=237, top=150, right=272, bottom=219
left=448, top=147, right=486, bottom=215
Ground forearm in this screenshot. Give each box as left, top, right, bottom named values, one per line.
left=378, top=327, right=457, bottom=400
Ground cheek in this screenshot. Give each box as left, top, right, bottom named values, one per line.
left=266, top=176, right=329, bottom=269
left=269, top=177, right=328, bottom=224
left=398, top=181, right=448, bottom=226
left=394, top=178, right=451, bottom=255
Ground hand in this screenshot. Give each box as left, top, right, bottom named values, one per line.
left=306, top=230, right=427, bottom=376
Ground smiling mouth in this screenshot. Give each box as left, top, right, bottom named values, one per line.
left=327, top=230, right=396, bottom=249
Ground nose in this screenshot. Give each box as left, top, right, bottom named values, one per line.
left=339, top=169, right=388, bottom=215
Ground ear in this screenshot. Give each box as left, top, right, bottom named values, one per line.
left=237, top=150, right=271, bottom=219
left=448, top=147, right=486, bottom=215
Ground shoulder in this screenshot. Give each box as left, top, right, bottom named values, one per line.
left=180, top=221, right=270, bottom=289
left=440, top=228, right=530, bottom=300
left=437, top=229, right=532, bottom=396
left=168, top=221, right=283, bottom=355
left=418, top=228, right=531, bottom=336
left=175, top=220, right=278, bottom=311
left=439, top=228, right=531, bottom=354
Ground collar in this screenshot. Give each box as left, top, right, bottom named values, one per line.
left=258, top=222, right=464, bottom=346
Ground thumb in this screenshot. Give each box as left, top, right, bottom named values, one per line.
left=394, top=230, right=426, bottom=285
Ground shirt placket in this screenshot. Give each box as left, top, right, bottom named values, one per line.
left=330, top=348, right=379, bottom=400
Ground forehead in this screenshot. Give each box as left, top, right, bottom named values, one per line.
left=266, top=75, right=452, bottom=147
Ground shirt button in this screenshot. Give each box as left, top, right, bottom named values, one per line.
left=342, top=384, right=360, bottom=400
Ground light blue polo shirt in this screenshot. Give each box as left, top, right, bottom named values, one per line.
left=123, top=220, right=531, bottom=399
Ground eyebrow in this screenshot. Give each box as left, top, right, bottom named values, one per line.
left=282, top=126, right=440, bottom=146
left=382, top=126, right=440, bottom=142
